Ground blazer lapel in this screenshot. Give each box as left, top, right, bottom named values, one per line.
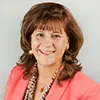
left=46, top=78, right=69, bottom=100
left=15, top=77, right=29, bottom=100
left=18, top=79, right=29, bottom=100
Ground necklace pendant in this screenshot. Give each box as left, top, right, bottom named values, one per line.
left=40, top=87, right=44, bottom=92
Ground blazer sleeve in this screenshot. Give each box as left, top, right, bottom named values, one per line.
left=4, top=67, right=16, bottom=100
left=4, top=66, right=20, bottom=100
left=82, top=84, right=100, bottom=100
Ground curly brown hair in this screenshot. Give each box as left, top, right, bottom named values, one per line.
left=18, top=2, right=84, bottom=83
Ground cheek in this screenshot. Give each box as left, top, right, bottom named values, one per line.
left=31, top=38, right=40, bottom=50
left=56, top=40, right=67, bottom=53
left=57, top=40, right=67, bottom=48
left=31, top=40, right=36, bottom=50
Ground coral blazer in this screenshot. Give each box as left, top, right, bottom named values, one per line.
left=4, top=66, right=100, bottom=100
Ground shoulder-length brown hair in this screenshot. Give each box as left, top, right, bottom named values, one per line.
left=18, top=2, right=84, bottom=83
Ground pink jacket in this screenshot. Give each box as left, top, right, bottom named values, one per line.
left=4, top=66, right=100, bottom=100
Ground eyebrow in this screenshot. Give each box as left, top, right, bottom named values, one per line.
left=52, top=31, right=62, bottom=34
left=34, top=30, right=43, bottom=33
left=34, top=30, right=62, bottom=34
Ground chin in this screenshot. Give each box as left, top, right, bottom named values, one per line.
left=38, top=61, right=56, bottom=67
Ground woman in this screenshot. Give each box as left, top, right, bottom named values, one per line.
left=4, top=2, right=100, bottom=100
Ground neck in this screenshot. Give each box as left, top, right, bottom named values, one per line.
left=37, top=62, right=62, bottom=83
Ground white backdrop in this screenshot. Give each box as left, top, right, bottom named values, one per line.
left=0, top=0, right=100, bottom=99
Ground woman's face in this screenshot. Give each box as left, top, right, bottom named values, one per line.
left=31, top=29, right=69, bottom=67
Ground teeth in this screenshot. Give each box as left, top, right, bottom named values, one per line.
left=39, top=50, right=54, bottom=55
left=43, top=51, right=53, bottom=54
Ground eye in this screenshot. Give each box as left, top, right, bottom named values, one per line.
left=36, top=33, right=44, bottom=37
left=52, top=34, right=61, bottom=38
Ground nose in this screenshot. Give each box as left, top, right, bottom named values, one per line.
left=43, top=37, right=53, bottom=48
left=43, top=43, right=53, bottom=48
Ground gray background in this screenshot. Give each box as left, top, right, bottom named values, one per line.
left=0, top=0, right=100, bottom=99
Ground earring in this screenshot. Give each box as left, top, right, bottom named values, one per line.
left=28, top=50, right=33, bottom=55
left=66, top=47, right=68, bottom=51
left=66, top=44, right=69, bottom=50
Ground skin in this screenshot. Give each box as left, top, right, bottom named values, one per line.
left=31, top=28, right=69, bottom=100
left=31, top=28, right=69, bottom=77
left=31, top=29, right=69, bottom=65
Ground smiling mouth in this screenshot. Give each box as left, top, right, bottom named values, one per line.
left=38, top=49, right=55, bottom=55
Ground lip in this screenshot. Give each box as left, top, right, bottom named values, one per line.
left=38, top=49, right=55, bottom=55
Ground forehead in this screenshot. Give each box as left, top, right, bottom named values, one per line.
left=34, top=18, right=65, bottom=33
left=34, top=29, right=63, bottom=34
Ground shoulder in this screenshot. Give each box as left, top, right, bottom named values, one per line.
left=5, top=65, right=25, bottom=92
left=4, top=66, right=28, bottom=100
left=72, top=71, right=99, bottom=87
left=69, top=71, right=100, bottom=99
left=8, top=65, right=25, bottom=82
left=10, top=65, right=24, bottom=75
